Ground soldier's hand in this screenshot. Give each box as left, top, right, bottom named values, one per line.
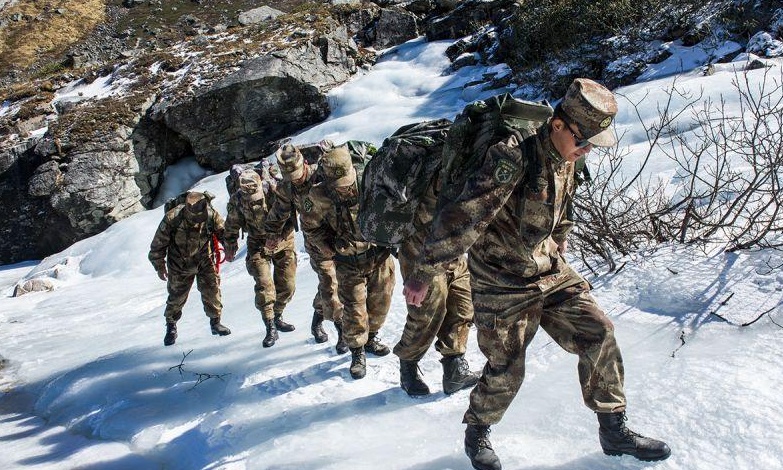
left=156, top=266, right=168, bottom=281
left=225, top=244, right=237, bottom=262
left=403, top=279, right=429, bottom=307
left=558, top=240, right=568, bottom=254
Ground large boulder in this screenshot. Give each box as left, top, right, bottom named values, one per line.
left=154, top=28, right=360, bottom=170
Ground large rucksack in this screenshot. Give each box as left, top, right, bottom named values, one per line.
left=357, top=118, right=453, bottom=246
left=438, top=93, right=555, bottom=205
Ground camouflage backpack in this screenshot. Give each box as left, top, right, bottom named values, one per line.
left=438, top=93, right=555, bottom=205
left=163, top=190, right=220, bottom=233
left=357, top=119, right=453, bottom=246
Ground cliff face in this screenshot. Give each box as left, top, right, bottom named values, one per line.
left=1, top=0, right=780, bottom=264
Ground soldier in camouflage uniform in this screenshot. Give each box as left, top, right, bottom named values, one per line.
left=149, top=191, right=231, bottom=346
left=302, top=144, right=395, bottom=380
left=265, top=143, right=348, bottom=354
left=224, top=169, right=297, bottom=348
left=394, top=170, right=480, bottom=397
left=404, top=79, right=670, bottom=469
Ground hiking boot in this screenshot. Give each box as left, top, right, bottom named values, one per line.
left=334, top=320, right=349, bottom=354
left=597, top=412, right=671, bottom=461
left=163, top=322, right=177, bottom=346
left=441, top=354, right=480, bottom=395
left=365, top=332, right=390, bottom=356
left=311, top=312, right=328, bottom=343
left=400, top=359, right=430, bottom=396
left=349, top=347, right=366, bottom=379
left=210, top=317, right=231, bottom=336
left=262, top=317, right=278, bottom=348
left=274, top=313, right=295, bottom=332
left=465, top=424, right=502, bottom=470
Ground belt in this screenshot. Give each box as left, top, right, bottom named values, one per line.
left=334, top=246, right=387, bottom=265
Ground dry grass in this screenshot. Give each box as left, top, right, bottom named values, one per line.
left=0, top=0, right=107, bottom=72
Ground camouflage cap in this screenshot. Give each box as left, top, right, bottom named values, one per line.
left=321, top=144, right=355, bottom=187
left=276, top=144, right=305, bottom=181
left=238, top=169, right=262, bottom=195
left=560, top=78, right=618, bottom=147
left=184, top=191, right=208, bottom=215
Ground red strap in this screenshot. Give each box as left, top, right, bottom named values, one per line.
left=212, top=234, right=225, bottom=273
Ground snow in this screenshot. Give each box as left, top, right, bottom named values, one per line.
left=2, top=37, right=783, bottom=470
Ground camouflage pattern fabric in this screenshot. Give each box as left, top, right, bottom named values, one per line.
left=395, top=255, right=472, bottom=361
left=411, top=122, right=626, bottom=427
left=463, top=282, right=626, bottom=425
left=245, top=232, right=297, bottom=320
left=335, top=251, right=395, bottom=349
left=301, top=181, right=395, bottom=348
left=148, top=204, right=226, bottom=322
left=265, top=162, right=344, bottom=322
left=225, top=188, right=297, bottom=319
left=394, top=172, right=474, bottom=361
left=357, top=119, right=451, bottom=246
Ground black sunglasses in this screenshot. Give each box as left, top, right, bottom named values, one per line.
left=567, top=126, right=592, bottom=149
left=558, top=113, right=592, bottom=149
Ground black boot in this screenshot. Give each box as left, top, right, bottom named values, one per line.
left=349, top=347, right=366, bottom=379
left=311, top=312, right=328, bottom=343
left=465, top=424, right=502, bottom=470
left=163, top=322, right=177, bottom=346
left=364, top=331, right=390, bottom=356
left=441, top=354, right=480, bottom=395
left=274, top=312, right=295, bottom=332
left=597, top=412, right=671, bottom=461
left=334, top=320, right=349, bottom=354
left=262, top=317, right=278, bottom=348
left=210, top=317, right=231, bottom=336
left=400, top=359, right=430, bottom=396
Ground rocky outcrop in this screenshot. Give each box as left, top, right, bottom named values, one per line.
left=153, top=26, right=360, bottom=171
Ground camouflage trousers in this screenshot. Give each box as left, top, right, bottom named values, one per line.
left=305, top=234, right=343, bottom=322
left=246, top=245, right=297, bottom=320
left=334, top=247, right=395, bottom=349
left=164, top=256, right=221, bottom=323
left=463, top=281, right=626, bottom=426
left=309, top=256, right=343, bottom=322
left=394, top=255, right=473, bottom=361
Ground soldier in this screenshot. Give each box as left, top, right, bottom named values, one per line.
left=224, top=168, right=297, bottom=348
left=302, top=144, right=395, bottom=379
left=394, top=169, right=480, bottom=397
left=149, top=191, right=231, bottom=346
left=404, top=79, right=671, bottom=469
left=265, top=143, right=348, bottom=354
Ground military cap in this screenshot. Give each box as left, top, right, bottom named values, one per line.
left=184, top=191, right=208, bottom=214
left=559, top=78, right=618, bottom=147
left=276, top=144, right=305, bottom=181
left=238, top=169, right=262, bottom=195
left=321, top=145, right=355, bottom=187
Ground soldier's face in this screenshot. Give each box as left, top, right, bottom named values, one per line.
left=552, top=118, right=593, bottom=162
left=240, top=181, right=260, bottom=195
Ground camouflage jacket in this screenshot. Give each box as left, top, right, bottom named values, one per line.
left=225, top=190, right=294, bottom=255
left=398, top=173, right=463, bottom=273
left=415, top=127, right=582, bottom=293
left=148, top=205, right=225, bottom=271
left=300, top=181, right=373, bottom=260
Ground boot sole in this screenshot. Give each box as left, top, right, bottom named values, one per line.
left=602, top=449, right=672, bottom=461
left=211, top=330, right=231, bottom=336
left=312, top=335, right=329, bottom=343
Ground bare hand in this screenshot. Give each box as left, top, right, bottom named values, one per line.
left=403, top=279, right=429, bottom=307
left=157, top=266, right=168, bottom=281
left=557, top=240, right=568, bottom=254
